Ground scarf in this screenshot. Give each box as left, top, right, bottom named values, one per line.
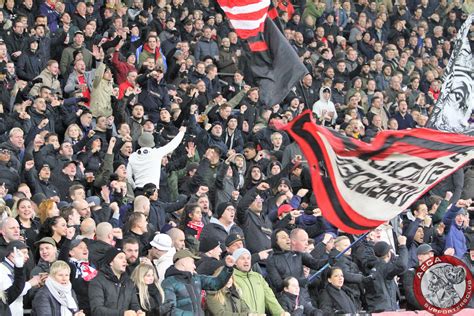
left=143, top=43, right=161, bottom=61
left=187, top=221, right=204, bottom=239
left=45, top=278, right=78, bottom=316
left=70, top=258, right=98, bottom=281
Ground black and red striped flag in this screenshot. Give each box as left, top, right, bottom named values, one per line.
left=217, top=0, right=308, bottom=107
left=280, top=111, right=474, bottom=234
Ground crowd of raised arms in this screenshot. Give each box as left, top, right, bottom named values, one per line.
left=0, top=0, right=473, bottom=315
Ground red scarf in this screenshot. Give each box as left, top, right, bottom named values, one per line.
left=143, top=43, right=161, bottom=62
left=187, top=221, right=204, bottom=239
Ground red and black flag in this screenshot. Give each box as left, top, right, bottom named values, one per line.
left=280, top=111, right=474, bottom=234
left=217, top=0, right=308, bottom=107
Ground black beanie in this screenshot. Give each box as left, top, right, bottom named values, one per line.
left=215, top=202, right=234, bottom=219
left=113, top=161, right=125, bottom=172
left=374, top=241, right=391, bottom=257
left=199, top=239, right=221, bottom=253
left=277, top=177, right=293, bottom=191
left=103, top=247, right=124, bottom=266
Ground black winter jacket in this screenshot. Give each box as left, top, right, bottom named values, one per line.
left=16, top=49, right=46, bottom=81
left=267, top=248, right=327, bottom=291
left=87, top=240, right=113, bottom=268
left=88, top=267, right=141, bottom=316
left=318, top=284, right=357, bottom=315
left=329, top=248, right=364, bottom=309
left=236, top=187, right=273, bottom=255
left=365, top=245, right=408, bottom=312
left=199, top=218, right=244, bottom=252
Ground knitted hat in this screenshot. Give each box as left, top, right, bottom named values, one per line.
left=138, top=132, right=155, bottom=148
left=113, top=161, right=125, bottom=172
left=103, top=247, right=124, bottom=266
left=416, top=243, right=434, bottom=256
left=277, top=177, right=292, bottom=190
left=232, top=247, right=251, bottom=261
left=199, top=239, right=220, bottom=253
left=374, top=241, right=391, bottom=257
left=215, top=202, right=234, bottom=219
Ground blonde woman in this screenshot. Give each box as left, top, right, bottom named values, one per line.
left=64, top=124, right=84, bottom=144
left=131, top=263, right=171, bottom=315
left=206, top=266, right=250, bottom=315
left=32, top=260, right=84, bottom=316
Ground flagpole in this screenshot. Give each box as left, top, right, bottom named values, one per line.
left=308, top=231, right=371, bottom=283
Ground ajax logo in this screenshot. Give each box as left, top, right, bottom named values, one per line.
left=413, top=255, right=473, bottom=315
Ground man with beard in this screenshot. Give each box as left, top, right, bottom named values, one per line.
left=122, top=237, right=140, bottom=275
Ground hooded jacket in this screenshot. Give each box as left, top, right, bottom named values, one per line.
left=16, top=43, right=46, bottom=81
left=161, top=264, right=233, bottom=315
left=88, top=266, right=141, bottom=316
left=137, top=76, right=170, bottom=123
left=233, top=268, right=284, bottom=315
left=312, top=86, right=338, bottom=125
left=127, top=130, right=185, bottom=189
left=30, top=68, right=62, bottom=97
left=443, top=204, right=467, bottom=258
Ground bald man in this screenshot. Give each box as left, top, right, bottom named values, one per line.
left=87, top=222, right=123, bottom=266
left=167, top=228, right=186, bottom=251
left=80, top=218, right=96, bottom=240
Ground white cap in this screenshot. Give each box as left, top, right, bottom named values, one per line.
left=150, top=234, right=172, bottom=251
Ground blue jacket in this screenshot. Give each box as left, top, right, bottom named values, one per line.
left=443, top=204, right=467, bottom=258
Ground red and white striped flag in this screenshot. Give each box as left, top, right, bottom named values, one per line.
left=216, top=0, right=308, bottom=106
left=280, top=111, right=474, bottom=234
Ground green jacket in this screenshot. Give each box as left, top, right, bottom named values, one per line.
left=302, top=2, right=325, bottom=21
left=206, top=286, right=250, bottom=316
left=162, top=265, right=233, bottom=315
left=233, top=269, right=284, bottom=315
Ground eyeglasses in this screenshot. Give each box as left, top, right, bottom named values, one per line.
left=0, top=149, right=11, bottom=154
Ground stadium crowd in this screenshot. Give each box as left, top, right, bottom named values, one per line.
left=0, top=0, right=473, bottom=315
